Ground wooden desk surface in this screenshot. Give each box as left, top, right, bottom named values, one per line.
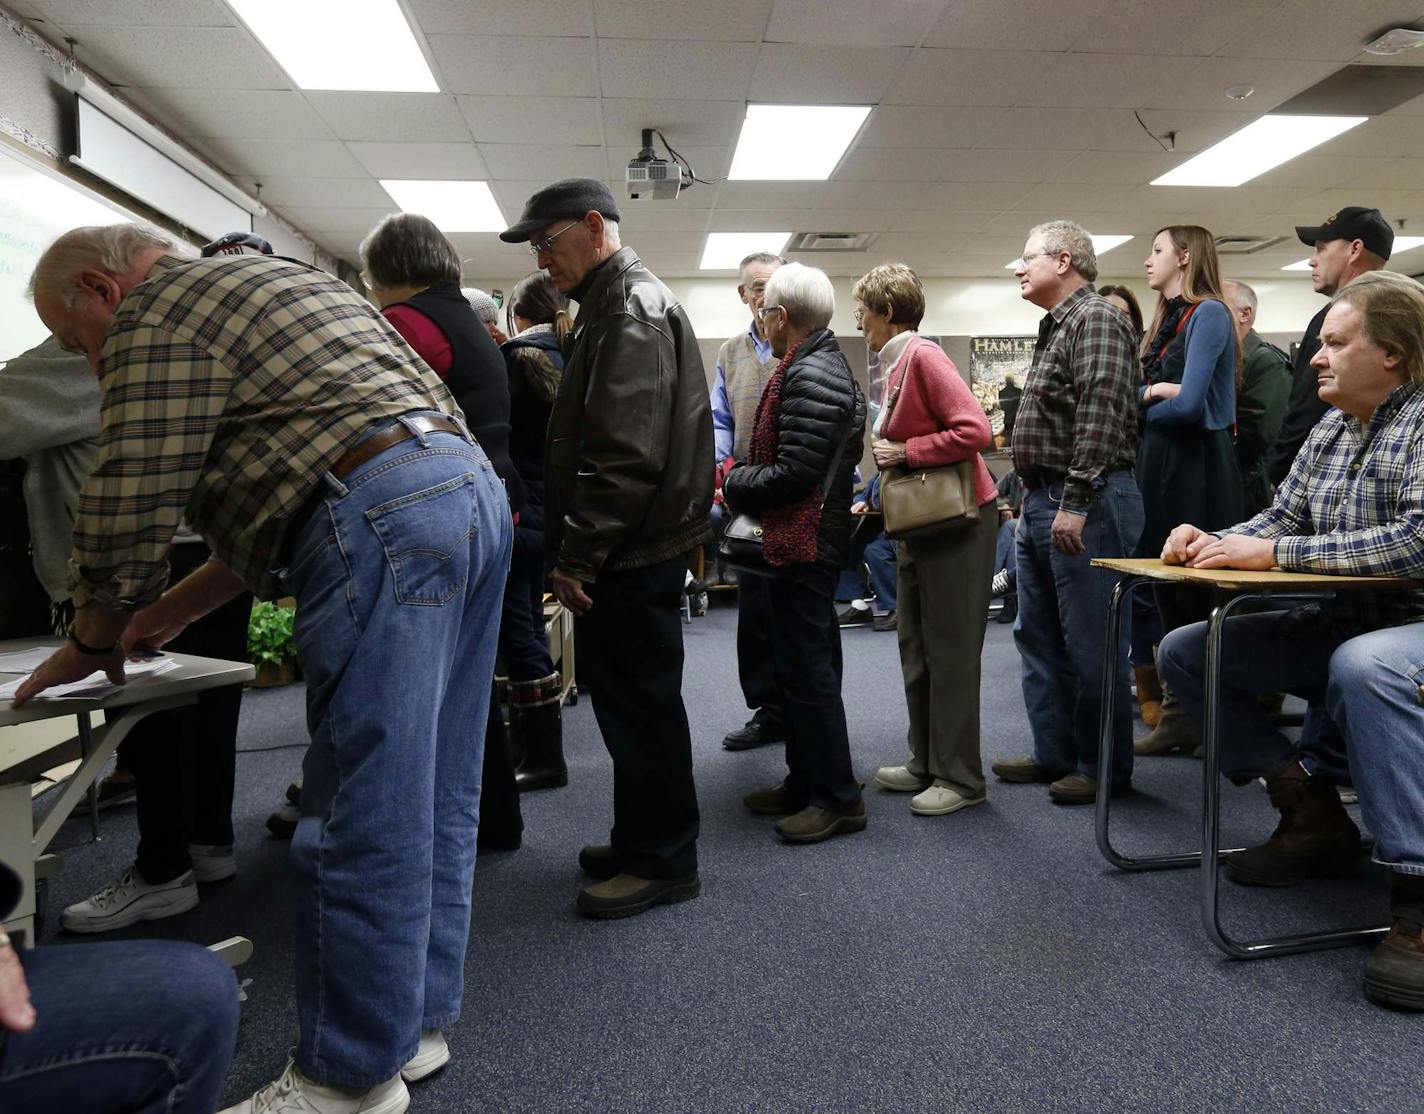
left=1091, top=557, right=1419, bottom=592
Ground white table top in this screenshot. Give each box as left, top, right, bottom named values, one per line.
left=0, top=636, right=255, bottom=730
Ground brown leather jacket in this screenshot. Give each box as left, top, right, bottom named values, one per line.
left=546, top=247, right=712, bottom=580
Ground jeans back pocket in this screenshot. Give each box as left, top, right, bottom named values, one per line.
left=366, top=472, right=477, bottom=606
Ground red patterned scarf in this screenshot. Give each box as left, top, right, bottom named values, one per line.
left=747, top=342, right=823, bottom=566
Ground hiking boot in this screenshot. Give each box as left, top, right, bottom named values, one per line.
left=576, top=873, right=701, bottom=919
left=578, top=844, right=622, bottom=880
left=1133, top=689, right=1199, bottom=756
left=219, top=1059, right=408, bottom=1114
left=1225, top=761, right=1366, bottom=887
left=1133, top=664, right=1163, bottom=728
left=723, top=715, right=784, bottom=751
left=775, top=800, right=867, bottom=844
left=1048, top=772, right=1131, bottom=806
left=1365, top=873, right=1424, bottom=1012
left=991, top=756, right=1062, bottom=784
left=743, top=784, right=809, bottom=816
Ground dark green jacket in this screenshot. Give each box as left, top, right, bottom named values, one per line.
left=1236, top=330, right=1292, bottom=517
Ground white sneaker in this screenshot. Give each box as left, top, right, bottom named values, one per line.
left=60, top=865, right=199, bottom=934
left=873, top=765, right=932, bottom=793
left=188, top=843, right=237, bottom=883
left=401, top=1029, right=450, bottom=1083
left=219, top=1060, right=409, bottom=1114
left=910, top=781, right=987, bottom=817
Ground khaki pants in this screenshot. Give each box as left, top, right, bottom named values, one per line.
left=896, top=503, right=998, bottom=795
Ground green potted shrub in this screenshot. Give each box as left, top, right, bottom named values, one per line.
left=247, top=600, right=298, bottom=687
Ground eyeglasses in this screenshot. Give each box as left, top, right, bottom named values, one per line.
left=1016, top=250, right=1064, bottom=268
left=528, top=222, right=578, bottom=258
left=755, top=303, right=783, bottom=320
left=853, top=308, right=865, bottom=323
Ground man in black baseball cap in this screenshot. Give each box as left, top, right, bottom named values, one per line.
left=1263, top=206, right=1394, bottom=486
left=503, top=177, right=712, bottom=920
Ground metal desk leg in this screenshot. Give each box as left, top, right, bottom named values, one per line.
left=1199, top=594, right=1389, bottom=959
left=77, top=712, right=102, bottom=843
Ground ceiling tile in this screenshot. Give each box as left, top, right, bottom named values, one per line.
left=593, top=0, right=773, bottom=41
left=1054, top=149, right=1186, bottom=185
left=598, top=39, right=760, bottom=100
left=836, top=146, right=1062, bottom=183
left=703, top=207, right=815, bottom=231
left=237, top=176, right=397, bottom=209
left=29, top=0, right=232, bottom=26
left=119, top=87, right=334, bottom=140
left=749, top=44, right=911, bottom=103
left=602, top=99, right=747, bottom=148
left=713, top=181, right=830, bottom=208
left=1014, top=53, right=1211, bottom=111
left=1076, top=0, right=1269, bottom=56
left=457, top=97, right=603, bottom=145
left=347, top=142, right=490, bottom=179
left=1339, top=156, right=1424, bottom=190
left=480, top=144, right=609, bottom=180
left=276, top=204, right=403, bottom=235
left=304, top=93, right=472, bottom=143
left=923, top=0, right=1112, bottom=52
left=618, top=206, right=718, bottom=231
left=428, top=35, right=596, bottom=96
left=1184, top=56, right=1340, bottom=113
left=764, top=0, right=946, bottom=47
left=1320, top=112, right=1424, bottom=158
left=795, top=209, right=903, bottom=232
left=1219, top=0, right=1424, bottom=62
left=408, top=0, right=592, bottom=36
left=67, top=25, right=291, bottom=88
left=885, top=49, right=1037, bottom=107
left=195, top=137, right=368, bottom=179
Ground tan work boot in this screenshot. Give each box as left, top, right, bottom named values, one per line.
left=1225, top=760, right=1365, bottom=887
left=1134, top=664, right=1163, bottom=728
left=1133, top=687, right=1199, bottom=756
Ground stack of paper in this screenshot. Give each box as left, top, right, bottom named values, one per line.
left=0, top=656, right=179, bottom=702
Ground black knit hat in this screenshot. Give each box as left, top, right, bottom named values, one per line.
left=1295, top=207, right=1394, bottom=261
left=499, top=178, right=622, bottom=243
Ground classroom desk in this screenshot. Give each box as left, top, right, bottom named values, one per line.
left=1090, top=558, right=1419, bottom=960
left=0, top=637, right=253, bottom=950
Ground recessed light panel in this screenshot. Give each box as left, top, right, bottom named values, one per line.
left=229, top=0, right=438, bottom=92
left=1281, top=259, right=1314, bottom=271
left=728, top=105, right=872, bottom=181
left=700, top=232, right=793, bottom=270
left=380, top=180, right=504, bottom=232
left=1152, top=115, right=1367, bottom=188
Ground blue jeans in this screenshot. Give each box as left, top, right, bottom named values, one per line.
left=0, top=940, right=238, bottom=1113
left=1013, top=471, right=1143, bottom=781
left=993, top=517, right=1018, bottom=587
left=1327, top=623, right=1424, bottom=875
left=864, top=532, right=897, bottom=613
left=1157, top=610, right=1352, bottom=784
left=280, top=422, right=512, bottom=1087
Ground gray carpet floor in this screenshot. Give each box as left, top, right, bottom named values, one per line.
left=37, top=599, right=1416, bottom=1113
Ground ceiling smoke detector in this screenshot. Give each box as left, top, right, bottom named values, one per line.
left=1363, top=27, right=1424, bottom=55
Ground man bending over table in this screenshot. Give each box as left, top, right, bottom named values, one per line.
left=1157, top=270, right=1424, bottom=1010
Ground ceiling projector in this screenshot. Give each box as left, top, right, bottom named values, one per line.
left=626, top=128, right=683, bottom=200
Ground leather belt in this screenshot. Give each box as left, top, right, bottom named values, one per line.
left=281, top=413, right=466, bottom=563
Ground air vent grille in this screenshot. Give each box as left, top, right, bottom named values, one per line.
left=786, top=231, right=879, bottom=253
left=1214, top=235, right=1286, bottom=255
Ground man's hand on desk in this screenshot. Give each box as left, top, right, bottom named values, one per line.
left=550, top=568, right=593, bottom=617
left=1161, top=524, right=1213, bottom=565
left=10, top=641, right=126, bottom=708
left=123, top=596, right=190, bottom=654
left=0, top=933, right=36, bottom=1033
left=1186, top=533, right=1276, bottom=571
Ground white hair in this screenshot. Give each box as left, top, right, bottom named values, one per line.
left=1226, top=280, right=1258, bottom=313
left=461, top=287, right=500, bottom=323
left=764, top=261, right=834, bottom=331
left=601, top=217, right=621, bottom=249
left=1029, top=220, right=1098, bottom=282
left=28, top=223, right=178, bottom=307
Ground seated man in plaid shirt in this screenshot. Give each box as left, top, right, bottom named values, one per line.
left=1159, top=271, right=1424, bottom=1008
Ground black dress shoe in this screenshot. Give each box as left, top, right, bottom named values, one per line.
left=723, top=717, right=784, bottom=751
left=578, top=844, right=622, bottom=880
left=577, top=873, right=701, bottom=919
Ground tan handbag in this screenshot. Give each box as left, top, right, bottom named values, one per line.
left=877, top=341, right=981, bottom=541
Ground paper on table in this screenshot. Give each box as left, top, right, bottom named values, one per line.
left=0, top=656, right=178, bottom=702
left=0, top=647, right=59, bottom=674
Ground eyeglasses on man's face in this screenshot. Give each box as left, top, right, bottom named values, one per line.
left=529, top=221, right=579, bottom=258
left=755, top=303, right=783, bottom=321
left=1016, top=249, right=1064, bottom=269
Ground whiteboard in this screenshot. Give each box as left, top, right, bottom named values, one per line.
left=0, top=144, right=137, bottom=363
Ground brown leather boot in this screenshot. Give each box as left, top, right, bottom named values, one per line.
left=1365, top=872, right=1424, bottom=1012
left=1134, top=664, right=1163, bottom=728
left=1225, top=760, right=1365, bottom=887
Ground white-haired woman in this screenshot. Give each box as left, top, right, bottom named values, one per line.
left=723, top=262, right=868, bottom=845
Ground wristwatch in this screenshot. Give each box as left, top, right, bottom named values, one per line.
left=67, top=627, right=120, bottom=656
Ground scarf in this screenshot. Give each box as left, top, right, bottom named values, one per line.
left=747, top=341, right=824, bottom=567
left=1141, top=296, right=1196, bottom=387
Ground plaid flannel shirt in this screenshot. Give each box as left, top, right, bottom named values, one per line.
left=70, top=253, right=455, bottom=608
left=1012, top=285, right=1140, bottom=513
left=1226, top=381, right=1424, bottom=634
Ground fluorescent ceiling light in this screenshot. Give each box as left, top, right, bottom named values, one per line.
left=700, top=232, right=792, bottom=270
left=229, top=0, right=438, bottom=92
left=1151, top=114, right=1367, bottom=188
left=728, top=105, right=871, bottom=181
left=1004, top=234, right=1133, bottom=269
left=1282, top=237, right=1424, bottom=271
left=379, top=180, right=504, bottom=232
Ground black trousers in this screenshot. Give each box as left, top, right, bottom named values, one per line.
left=762, top=563, right=859, bottom=810
left=579, top=557, right=699, bottom=878
left=735, top=573, right=782, bottom=722
left=125, top=543, right=252, bottom=883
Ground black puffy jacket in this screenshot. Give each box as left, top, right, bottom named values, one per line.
left=722, top=329, right=866, bottom=569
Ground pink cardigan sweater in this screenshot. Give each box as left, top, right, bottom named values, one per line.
left=880, top=335, right=997, bottom=506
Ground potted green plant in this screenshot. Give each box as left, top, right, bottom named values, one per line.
left=247, top=600, right=298, bottom=687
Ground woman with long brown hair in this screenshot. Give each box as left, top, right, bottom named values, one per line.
left=1134, top=225, right=1243, bottom=755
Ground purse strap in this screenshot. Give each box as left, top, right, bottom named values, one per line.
left=818, top=412, right=852, bottom=510
left=878, top=335, right=920, bottom=431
